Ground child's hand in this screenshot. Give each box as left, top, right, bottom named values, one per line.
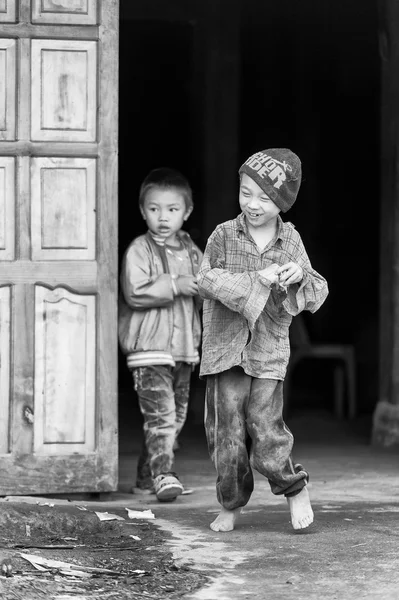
left=276, top=262, right=303, bottom=287
left=177, top=275, right=199, bottom=296
left=258, top=263, right=280, bottom=285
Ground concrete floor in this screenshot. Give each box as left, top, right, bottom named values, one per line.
left=118, top=409, right=399, bottom=600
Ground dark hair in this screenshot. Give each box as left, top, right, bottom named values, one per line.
left=139, top=168, right=193, bottom=210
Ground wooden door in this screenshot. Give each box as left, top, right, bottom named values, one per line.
left=0, top=0, right=119, bottom=494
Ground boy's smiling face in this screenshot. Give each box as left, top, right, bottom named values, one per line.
left=140, top=187, right=192, bottom=244
left=239, top=173, right=280, bottom=228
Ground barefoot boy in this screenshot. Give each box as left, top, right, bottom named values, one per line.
left=197, top=148, right=328, bottom=531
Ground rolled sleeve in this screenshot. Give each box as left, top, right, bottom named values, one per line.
left=283, top=268, right=329, bottom=315
left=198, top=228, right=272, bottom=329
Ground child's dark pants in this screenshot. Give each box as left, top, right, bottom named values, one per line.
left=133, top=363, right=192, bottom=486
left=205, top=366, right=308, bottom=510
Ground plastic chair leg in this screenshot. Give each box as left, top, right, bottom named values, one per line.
left=334, top=365, right=345, bottom=418
left=346, top=351, right=356, bottom=418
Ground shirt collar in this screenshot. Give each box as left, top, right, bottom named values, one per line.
left=148, top=230, right=166, bottom=246
left=236, top=213, right=285, bottom=242
left=147, top=229, right=189, bottom=248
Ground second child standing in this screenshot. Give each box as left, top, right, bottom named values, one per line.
left=119, top=168, right=203, bottom=502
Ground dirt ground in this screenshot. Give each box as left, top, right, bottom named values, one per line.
left=0, top=501, right=208, bottom=600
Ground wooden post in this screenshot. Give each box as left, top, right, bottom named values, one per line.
left=372, top=0, right=399, bottom=446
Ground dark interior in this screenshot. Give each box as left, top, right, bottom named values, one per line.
left=118, top=0, right=380, bottom=444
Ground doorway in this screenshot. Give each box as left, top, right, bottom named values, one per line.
left=117, top=0, right=381, bottom=477
left=118, top=18, right=206, bottom=462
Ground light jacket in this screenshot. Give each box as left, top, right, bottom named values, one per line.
left=118, top=230, right=203, bottom=369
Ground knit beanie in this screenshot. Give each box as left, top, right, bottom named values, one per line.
left=238, top=148, right=302, bottom=212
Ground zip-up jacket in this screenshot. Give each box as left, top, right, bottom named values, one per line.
left=118, top=230, right=203, bottom=369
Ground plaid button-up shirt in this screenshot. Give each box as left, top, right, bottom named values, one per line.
left=198, top=213, right=328, bottom=379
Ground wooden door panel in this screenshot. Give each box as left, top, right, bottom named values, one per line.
left=31, top=39, right=97, bottom=142
left=0, top=39, right=16, bottom=140
left=0, top=0, right=17, bottom=22
left=31, top=157, right=96, bottom=260
left=34, top=286, right=96, bottom=455
left=0, top=285, right=11, bottom=454
left=0, top=261, right=97, bottom=285
left=0, top=157, right=15, bottom=260
left=32, top=0, right=98, bottom=25
left=0, top=453, right=116, bottom=492
left=0, top=0, right=118, bottom=495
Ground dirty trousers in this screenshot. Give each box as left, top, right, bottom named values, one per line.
left=133, top=363, right=192, bottom=483
left=205, top=367, right=309, bottom=510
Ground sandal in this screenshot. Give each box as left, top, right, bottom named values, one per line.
left=154, top=473, right=184, bottom=502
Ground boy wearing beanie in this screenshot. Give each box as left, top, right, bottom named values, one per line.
left=197, top=148, right=328, bottom=532
left=119, top=168, right=203, bottom=502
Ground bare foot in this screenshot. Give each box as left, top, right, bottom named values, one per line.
left=210, top=507, right=241, bottom=532
left=287, top=486, right=314, bottom=530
